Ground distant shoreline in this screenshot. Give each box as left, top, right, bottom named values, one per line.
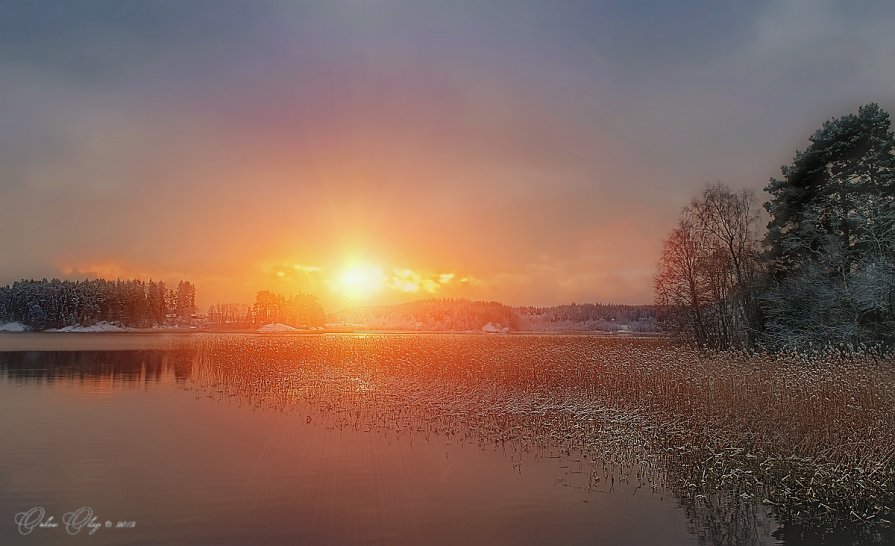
left=0, top=327, right=662, bottom=336
left=0, top=330, right=666, bottom=352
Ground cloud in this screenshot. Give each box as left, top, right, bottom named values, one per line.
left=292, top=264, right=322, bottom=273
left=389, top=268, right=422, bottom=293
left=2, top=2, right=893, bottom=309
left=388, top=268, right=464, bottom=295
left=60, top=261, right=150, bottom=280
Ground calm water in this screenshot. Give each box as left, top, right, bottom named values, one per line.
left=0, top=334, right=776, bottom=545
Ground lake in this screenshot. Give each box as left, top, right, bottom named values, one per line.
left=0, top=333, right=830, bottom=544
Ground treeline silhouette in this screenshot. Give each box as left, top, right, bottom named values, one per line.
left=207, top=290, right=325, bottom=328
left=517, top=303, right=658, bottom=332
left=0, top=278, right=196, bottom=330
left=0, top=278, right=331, bottom=332
left=656, top=103, right=895, bottom=350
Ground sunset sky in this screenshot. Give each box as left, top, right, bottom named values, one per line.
left=2, top=1, right=893, bottom=310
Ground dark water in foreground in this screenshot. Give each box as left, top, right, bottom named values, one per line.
left=0, top=334, right=775, bottom=545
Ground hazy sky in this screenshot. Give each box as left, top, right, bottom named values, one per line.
left=2, top=1, right=894, bottom=309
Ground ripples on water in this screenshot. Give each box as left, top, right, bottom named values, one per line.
left=0, top=334, right=891, bottom=545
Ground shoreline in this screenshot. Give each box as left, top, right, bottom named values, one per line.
left=0, top=330, right=664, bottom=352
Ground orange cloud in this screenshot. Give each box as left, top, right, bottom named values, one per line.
left=259, top=258, right=476, bottom=306
left=388, top=268, right=465, bottom=294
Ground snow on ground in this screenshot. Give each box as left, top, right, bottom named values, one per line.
left=54, top=322, right=126, bottom=333
left=481, top=322, right=509, bottom=334
left=0, top=322, right=28, bottom=332
left=257, top=323, right=299, bottom=333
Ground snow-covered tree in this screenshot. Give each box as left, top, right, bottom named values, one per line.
left=762, top=103, right=895, bottom=349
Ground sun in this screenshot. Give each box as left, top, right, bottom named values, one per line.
left=336, top=263, right=385, bottom=299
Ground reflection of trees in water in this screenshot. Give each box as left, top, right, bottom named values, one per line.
left=679, top=487, right=893, bottom=546
left=662, top=442, right=895, bottom=545
left=0, top=349, right=196, bottom=386
left=677, top=489, right=777, bottom=545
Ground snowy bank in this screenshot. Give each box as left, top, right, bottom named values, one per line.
left=481, top=322, right=510, bottom=334
left=54, top=322, right=126, bottom=333
left=257, top=323, right=298, bottom=333
left=0, top=322, right=28, bottom=332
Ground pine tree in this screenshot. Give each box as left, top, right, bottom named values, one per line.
left=763, top=103, right=895, bottom=348
left=765, top=103, right=895, bottom=276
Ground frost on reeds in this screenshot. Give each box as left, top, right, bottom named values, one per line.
left=174, top=334, right=895, bottom=542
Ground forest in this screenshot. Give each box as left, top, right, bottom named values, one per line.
left=517, top=303, right=657, bottom=332
left=0, top=280, right=329, bottom=331
left=656, top=103, right=895, bottom=351
left=0, top=278, right=196, bottom=330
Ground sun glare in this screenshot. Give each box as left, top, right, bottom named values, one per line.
left=337, top=264, right=385, bottom=299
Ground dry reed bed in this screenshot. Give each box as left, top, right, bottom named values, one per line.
left=172, top=334, right=895, bottom=540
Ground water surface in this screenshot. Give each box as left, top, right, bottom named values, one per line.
left=0, top=334, right=774, bottom=545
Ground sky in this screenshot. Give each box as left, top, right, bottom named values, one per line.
left=1, top=0, right=894, bottom=310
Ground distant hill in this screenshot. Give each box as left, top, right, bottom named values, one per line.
left=328, top=299, right=657, bottom=333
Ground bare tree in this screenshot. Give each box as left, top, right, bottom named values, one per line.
left=655, top=211, right=710, bottom=346
left=656, top=184, right=762, bottom=349
left=690, top=184, right=763, bottom=345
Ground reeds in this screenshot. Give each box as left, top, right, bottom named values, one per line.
left=172, top=334, right=895, bottom=541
